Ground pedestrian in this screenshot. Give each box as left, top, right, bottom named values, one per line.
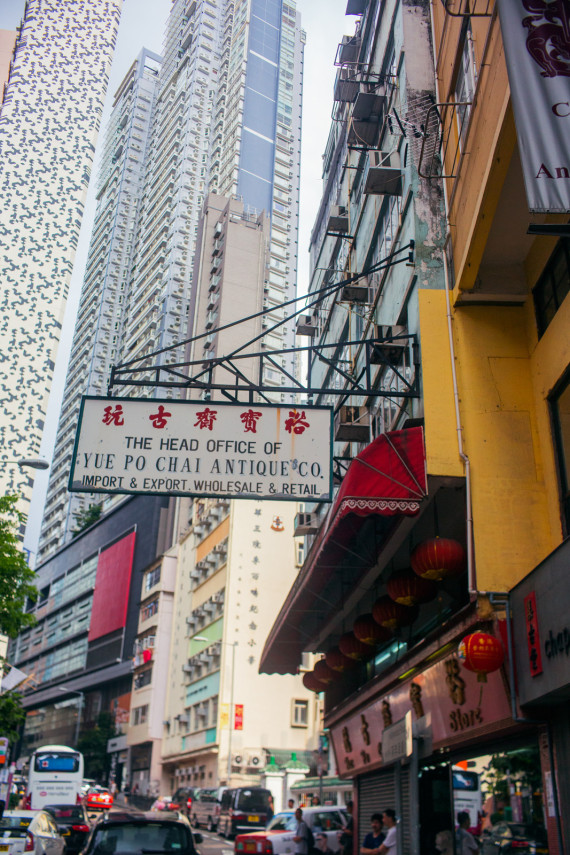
left=312, top=796, right=321, bottom=806
left=361, top=814, right=385, bottom=855
left=267, top=795, right=275, bottom=825
left=456, top=813, right=479, bottom=855
left=339, top=800, right=354, bottom=855
left=293, top=807, right=311, bottom=855
left=378, top=810, right=397, bottom=855
left=288, top=799, right=295, bottom=810
left=315, top=834, right=335, bottom=855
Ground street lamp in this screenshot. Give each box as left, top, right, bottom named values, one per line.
left=193, top=635, right=237, bottom=784
left=57, top=688, right=84, bottom=746
left=2, top=458, right=50, bottom=471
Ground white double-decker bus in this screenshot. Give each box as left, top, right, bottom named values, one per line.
left=25, top=745, right=84, bottom=810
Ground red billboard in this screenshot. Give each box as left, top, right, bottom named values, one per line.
left=88, top=532, right=136, bottom=641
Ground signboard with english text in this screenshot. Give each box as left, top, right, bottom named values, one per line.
left=69, top=396, right=333, bottom=502
left=498, top=0, right=570, bottom=213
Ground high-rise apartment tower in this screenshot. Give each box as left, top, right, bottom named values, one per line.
left=38, top=0, right=305, bottom=560
left=0, top=0, right=122, bottom=511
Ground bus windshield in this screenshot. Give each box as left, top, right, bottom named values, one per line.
left=34, top=752, right=81, bottom=773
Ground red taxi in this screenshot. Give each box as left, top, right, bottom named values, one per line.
left=85, top=787, right=113, bottom=810
left=235, top=807, right=347, bottom=855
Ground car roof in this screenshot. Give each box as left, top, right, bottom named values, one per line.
left=4, top=811, right=37, bottom=818
left=95, top=811, right=191, bottom=824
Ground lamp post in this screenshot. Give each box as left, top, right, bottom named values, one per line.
left=1, top=458, right=50, bottom=472
left=57, top=688, right=84, bottom=746
left=193, top=635, right=237, bottom=785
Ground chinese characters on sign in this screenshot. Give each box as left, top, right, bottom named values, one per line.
left=70, top=397, right=332, bottom=501
left=524, top=591, right=543, bottom=677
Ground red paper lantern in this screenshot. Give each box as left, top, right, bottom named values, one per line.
left=338, top=631, right=375, bottom=660
left=372, top=595, right=418, bottom=630
left=353, top=613, right=392, bottom=646
left=458, top=632, right=504, bottom=682
left=303, top=671, right=326, bottom=693
left=326, top=646, right=356, bottom=672
left=386, top=568, right=437, bottom=606
left=142, top=648, right=153, bottom=663
left=411, top=537, right=466, bottom=581
left=314, top=658, right=338, bottom=684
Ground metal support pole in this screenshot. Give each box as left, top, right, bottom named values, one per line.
left=74, top=693, right=84, bottom=747
left=226, top=642, right=236, bottom=784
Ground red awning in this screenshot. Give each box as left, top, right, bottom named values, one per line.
left=260, top=426, right=427, bottom=674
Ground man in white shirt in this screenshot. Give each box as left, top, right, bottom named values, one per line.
left=379, top=810, right=397, bottom=855
left=456, top=812, right=479, bottom=855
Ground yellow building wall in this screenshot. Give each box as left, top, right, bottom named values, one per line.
left=451, top=304, right=560, bottom=591
left=418, top=289, right=464, bottom=479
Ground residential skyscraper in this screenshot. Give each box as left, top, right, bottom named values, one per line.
left=0, top=0, right=122, bottom=511
left=39, top=48, right=162, bottom=557
left=38, top=0, right=305, bottom=560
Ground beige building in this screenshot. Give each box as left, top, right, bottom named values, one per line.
left=128, top=551, right=177, bottom=795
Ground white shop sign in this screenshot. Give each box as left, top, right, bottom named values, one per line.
left=70, top=396, right=333, bottom=501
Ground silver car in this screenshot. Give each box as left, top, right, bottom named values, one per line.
left=0, top=811, right=65, bottom=855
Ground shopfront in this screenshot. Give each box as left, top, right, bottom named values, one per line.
left=512, top=538, right=570, bottom=855
left=328, top=637, right=550, bottom=855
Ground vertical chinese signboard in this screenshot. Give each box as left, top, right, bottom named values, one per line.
left=498, top=0, right=570, bottom=213
left=70, top=397, right=333, bottom=501
left=234, top=704, right=244, bottom=730
left=524, top=591, right=543, bottom=677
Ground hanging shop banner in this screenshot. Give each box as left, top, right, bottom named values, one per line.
left=498, top=0, right=570, bottom=213
left=69, top=396, right=333, bottom=501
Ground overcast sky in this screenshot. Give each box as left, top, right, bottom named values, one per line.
left=1, top=0, right=353, bottom=557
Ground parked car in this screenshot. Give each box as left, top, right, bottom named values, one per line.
left=482, top=822, right=548, bottom=855
left=85, top=787, right=113, bottom=811
left=171, top=788, right=200, bottom=819
left=218, top=788, right=273, bottom=839
left=234, top=806, right=348, bottom=855
left=82, top=810, right=202, bottom=855
left=191, top=788, right=223, bottom=831
left=44, top=804, right=91, bottom=855
left=0, top=810, right=66, bottom=855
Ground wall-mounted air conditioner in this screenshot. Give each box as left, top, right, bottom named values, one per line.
left=334, top=405, right=371, bottom=442
left=364, top=151, right=403, bottom=196
left=294, top=512, right=319, bottom=536
left=296, top=315, right=317, bottom=337
left=247, top=751, right=265, bottom=769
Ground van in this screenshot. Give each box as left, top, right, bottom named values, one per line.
left=218, top=787, right=272, bottom=838
left=191, top=788, right=221, bottom=831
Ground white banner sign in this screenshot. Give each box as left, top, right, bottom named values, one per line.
left=70, top=397, right=333, bottom=501
left=498, top=0, right=570, bottom=212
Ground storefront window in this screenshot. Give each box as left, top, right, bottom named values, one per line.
left=419, top=743, right=548, bottom=855
left=551, top=372, right=570, bottom=533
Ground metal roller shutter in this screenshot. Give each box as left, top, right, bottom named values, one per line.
left=357, top=769, right=396, bottom=848
left=398, top=763, right=412, bottom=855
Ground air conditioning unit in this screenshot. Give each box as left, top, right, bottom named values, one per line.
left=371, top=325, right=407, bottom=365
left=340, top=283, right=370, bottom=303
left=296, top=315, right=317, bottom=337
left=334, top=405, right=371, bottom=442
left=334, top=67, right=360, bottom=102
left=247, top=751, right=265, bottom=769
left=183, top=664, right=194, bottom=674
left=327, top=205, right=349, bottom=233
left=232, top=752, right=244, bottom=766
left=364, top=151, right=403, bottom=196
left=294, top=512, right=319, bottom=536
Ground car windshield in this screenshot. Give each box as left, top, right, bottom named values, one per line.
left=235, top=791, right=271, bottom=812
left=92, top=822, right=191, bottom=855
left=45, top=806, right=86, bottom=821
left=267, top=814, right=293, bottom=831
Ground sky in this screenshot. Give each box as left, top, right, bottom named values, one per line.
left=1, top=0, right=354, bottom=558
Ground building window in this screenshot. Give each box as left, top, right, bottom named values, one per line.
left=144, top=565, right=161, bottom=592
left=291, top=698, right=309, bottom=727
left=455, top=25, right=477, bottom=148
left=551, top=371, right=570, bottom=533
left=132, top=705, right=148, bottom=725
left=533, top=239, right=570, bottom=337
